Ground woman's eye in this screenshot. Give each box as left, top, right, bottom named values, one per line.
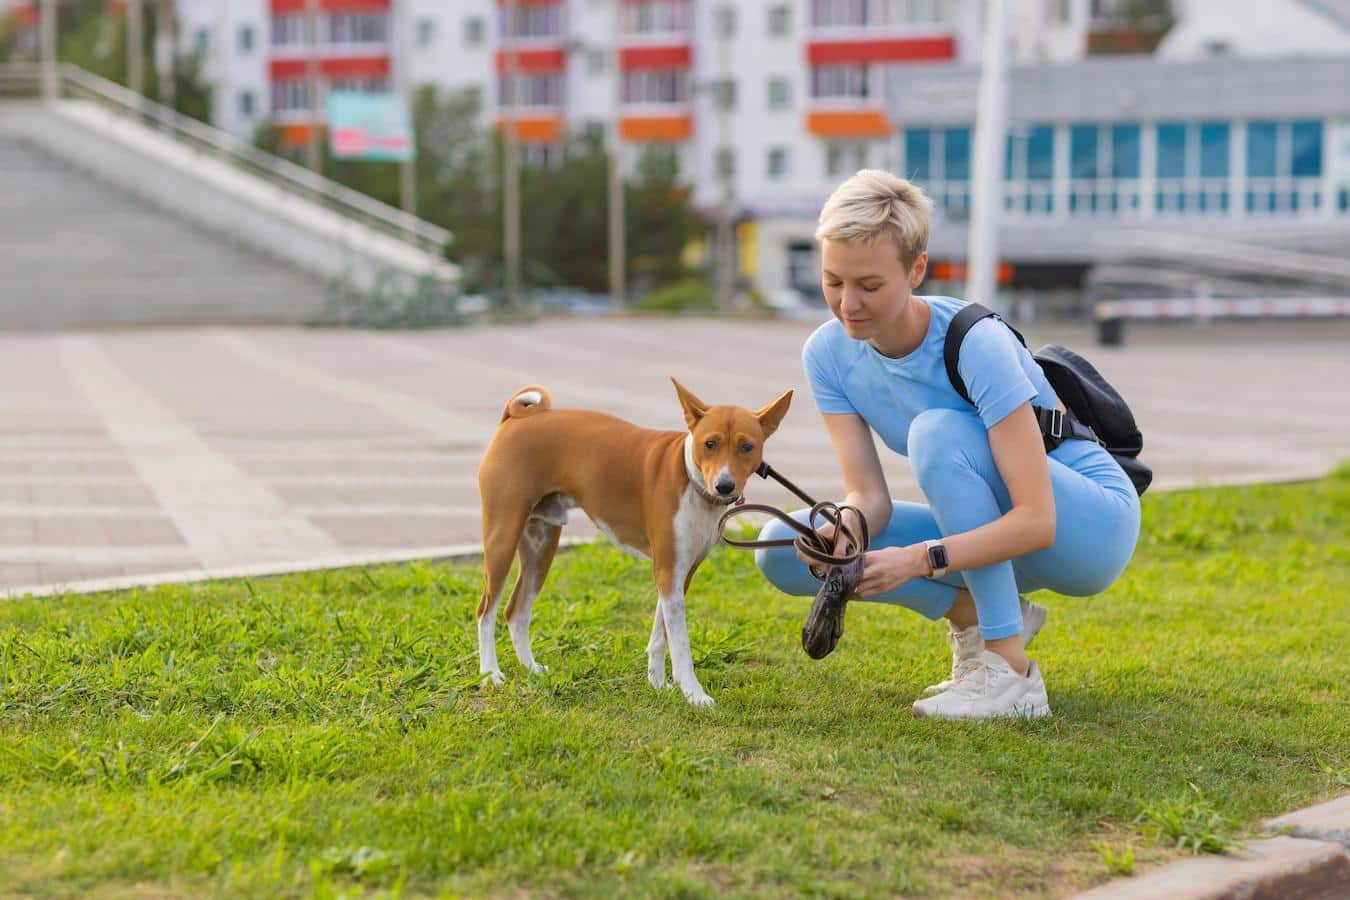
left=825, top=280, right=842, bottom=288
left=862, top=284, right=881, bottom=292
left=704, top=439, right=717, bottom=450
left=740, top=442, right=754, bottom=454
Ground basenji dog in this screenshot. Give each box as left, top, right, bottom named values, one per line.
left=475, top=379, right=792, bottom=706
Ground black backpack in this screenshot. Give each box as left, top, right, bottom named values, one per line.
left=943, top=303, right=1152, bottom=496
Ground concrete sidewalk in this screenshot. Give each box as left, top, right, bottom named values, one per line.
left=1, top=317, right=1347, bottom=596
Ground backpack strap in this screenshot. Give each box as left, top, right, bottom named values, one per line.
left=942, top=302, right=1099, bottom=452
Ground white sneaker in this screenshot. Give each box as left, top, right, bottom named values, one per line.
left=912, top=651, right=1052, bottom=720
left=921, top=597, right=1048, bottom=697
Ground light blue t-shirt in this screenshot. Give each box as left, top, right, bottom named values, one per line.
left=802, top=296, right=1059, bottom=457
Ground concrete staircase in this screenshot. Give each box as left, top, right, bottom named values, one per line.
left=0, top=135, right=329, bottom=329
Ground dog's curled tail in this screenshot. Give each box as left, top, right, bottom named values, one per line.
left=501, top=385, right=553, bottom=422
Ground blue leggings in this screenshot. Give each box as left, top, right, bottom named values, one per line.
left=754, top=408, right=1142, bottom=640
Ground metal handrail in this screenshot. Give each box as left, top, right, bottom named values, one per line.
left=0, top=62, right=451, bottom=253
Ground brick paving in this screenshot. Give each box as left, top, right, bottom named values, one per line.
left=1, top=317, right=1347, bottom=596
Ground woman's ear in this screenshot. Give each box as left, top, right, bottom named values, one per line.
left=909, top=251, right=928, bottom=289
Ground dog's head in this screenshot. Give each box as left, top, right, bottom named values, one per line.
left=672, top=379, right=792, bottom=504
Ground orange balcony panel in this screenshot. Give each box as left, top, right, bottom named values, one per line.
left=931, top=260, right=1013, bottom=285
left=495, top=48, right=567, bottom=73
left=497, top=116, right=563, bottom=143
left=807, top=36, right=956, bottom=65
left=620, top=115, right=692, bottom=142
left=279, top=123, right=322, bottom=147
left=807, top=110, right=891, bottom=138
left=619, top=45, right=692, bottom=70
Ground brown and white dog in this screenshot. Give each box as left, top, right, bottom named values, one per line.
left=476, top=379, right=792, bottom=706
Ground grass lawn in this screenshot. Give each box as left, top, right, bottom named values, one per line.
left=1, top=469, right=1347, bottom=898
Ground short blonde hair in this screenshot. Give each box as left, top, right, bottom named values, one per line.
left=815, top=169, right=932, bottom=268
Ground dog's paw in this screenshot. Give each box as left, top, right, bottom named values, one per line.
left=481, top=670, right=505, bottom=687
left=684, top=689, right=716, bottom=708
left=648, top=665, right=667, bottom=690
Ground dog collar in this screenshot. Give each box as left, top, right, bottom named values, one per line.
left=684, top=434, right=739, bottom=506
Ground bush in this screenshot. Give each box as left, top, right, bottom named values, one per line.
left=633, top=278, right=717, bottom=313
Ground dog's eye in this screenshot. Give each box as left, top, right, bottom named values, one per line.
left=740, top=442, right=754, bottom=454
left=704, top=438, right=718, bottom=450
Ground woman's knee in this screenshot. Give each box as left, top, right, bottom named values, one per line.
left=908, top=408, right=986, bottom=486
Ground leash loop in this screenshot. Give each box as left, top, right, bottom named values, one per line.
left=717, top=462, right=869, bottom=569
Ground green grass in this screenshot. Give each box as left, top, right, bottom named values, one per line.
left=2, top=470, right=1348, bottom=898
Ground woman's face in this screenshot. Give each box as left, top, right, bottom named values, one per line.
left=820, top=238, right=926, bottom=344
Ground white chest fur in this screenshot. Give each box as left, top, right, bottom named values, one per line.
left=672, top=483, right=724, bottom=578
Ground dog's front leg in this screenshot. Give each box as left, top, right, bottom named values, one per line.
left=646, top=597, right=669, bottom=689
left=651, top=561, right=713, bottom=707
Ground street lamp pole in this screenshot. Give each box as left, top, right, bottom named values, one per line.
left=608, top=1, right=625, bottom=310
left=396, top=0, right=415, bottom=216
left=502, top=0, right=522, bottom=307
left=305, top=0, right=322, bottom=171
left=966, top=0, right=1010, bottom=308
left=40, top=0, right=57, bottom=100
left=127, top=0, right=143, bottom=98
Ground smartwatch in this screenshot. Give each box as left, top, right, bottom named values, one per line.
left=923, top=540, right=949, bottom=578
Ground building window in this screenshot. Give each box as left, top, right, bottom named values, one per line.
left=1066, top=123, right=1142, bottom=215
left=811, top=64, right=869, bottom=100
left=195, top=28, right=210, bottom=53
left=621, top=69, right=689, bottom=104
left=270, top=15, right=304, bottom=47
left=900, top=126, right=969, bottom=216
left=522, top=143, right=560, bottom=169
left=586, top=49, right=607, bottom=75
left=641, top=144, right=681, bottom=177
left=417, top=19, right=435, bottom=48
left=714, top=79, right=736, bottom=110
left=715, top=5, right=737, bottom=36
left=239, top=90, right=255, bottom=118
left=826, top=141, right=867, bottom=176
left=1003, top=124, right=1055, bottom=215
left=767, top=147, right=788, bottom=178
left=271, top=80, right=310, bottom=113
left=238, top=25, right=254, bottom=53
left=716, top=147, right=735, bottom=178
left=767, top=77, right=791, bottom=109
left=501, top=4, right=563, bottom=39
left=875, top=0, right=957, bottom=26
left=811, top=0, right=869, bottom=28
left=329, top=13, right=387, bottom=44
left=464, top=17, right=484, bottom=46
left=499, top=73, right=564, bottom=107
left=768, top=4, right=792, bottom=35
left=1246, top=120, right=1324, bottom=214
left=331, top=76, right=390, bottom=94
left=620, top=0, right=693, bottom=34
left=1153, top=121, right=1229, bottom=214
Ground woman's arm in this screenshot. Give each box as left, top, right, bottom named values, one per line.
left=814, top=412, right=892, bottom=552
left=854, top=402, right=1056, bottom=596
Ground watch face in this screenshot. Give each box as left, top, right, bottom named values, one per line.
left=929, top=544, right=949, bottom=570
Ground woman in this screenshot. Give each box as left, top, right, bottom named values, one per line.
left=754, top=170, right=1141, bottom=720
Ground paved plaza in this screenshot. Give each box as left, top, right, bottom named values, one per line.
left=1, top=316, right=1347, bottom=597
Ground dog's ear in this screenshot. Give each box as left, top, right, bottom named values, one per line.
left=754, top=389, right=793, bottom=439
left=671, top=378, right=709, bottom=430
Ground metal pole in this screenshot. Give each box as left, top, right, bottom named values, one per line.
left=503, top=0, right=521, bottom=307
left=966, top=0, right=1009, bottom=308
left=306, top=0, right=322, bottom=171
left=127, top=0, right=144, bottom=97
left=396, top=0, right=416, bottom=216
left=608, top=2, right=625, bottom=310
left=40, top=0, right=58, bottom=100
left=714, top=5, right=735, bottom=312
left=155, top=0, right=176, bottom=111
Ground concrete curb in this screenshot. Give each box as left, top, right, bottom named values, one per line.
left=0, top=538, right=596, bottom=601
left=1073, top=793, right=1350, bottom=899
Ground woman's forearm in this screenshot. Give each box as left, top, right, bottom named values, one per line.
left=939, top=505, right=1054, bottom=574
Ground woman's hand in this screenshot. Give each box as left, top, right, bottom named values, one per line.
left=855, top=544, right=930, bottom=598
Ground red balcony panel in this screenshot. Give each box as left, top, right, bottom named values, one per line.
left=495, top=48, right=567, bottom=73
left=619, top=45, right=692, bottom=70
left=8, top=4, right=38, bottom=28
left=807, top=36, right=956, bottom=65
left=271, top=0, right=392, bottom=12
left=270, top=56, right=390, bottom=80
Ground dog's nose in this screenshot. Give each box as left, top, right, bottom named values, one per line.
left=715, top=478, right=736, bottom=496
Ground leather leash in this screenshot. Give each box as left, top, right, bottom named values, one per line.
left=718, top=461, right=869, bottom=569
